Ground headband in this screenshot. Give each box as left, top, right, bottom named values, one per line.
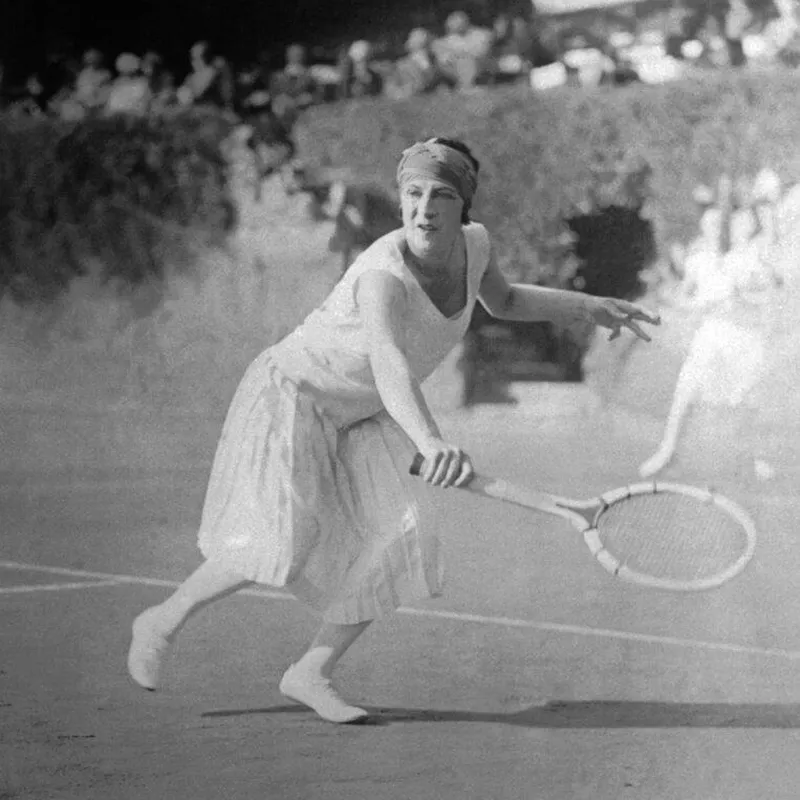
left=396, top=139, right=478, bottom=206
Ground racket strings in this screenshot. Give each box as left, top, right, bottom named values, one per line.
left=596, top=493, right=749, bottom=582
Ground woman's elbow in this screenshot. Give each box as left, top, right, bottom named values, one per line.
left=482, top=289, right=515, bottom=320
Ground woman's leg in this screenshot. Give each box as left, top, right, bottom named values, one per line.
left=639, top=343, right=705, bottom=478
left=280, top=620, right=373, bottom=723
left=147, top=558, right=252, bottom=636
left=127, top=558, right=252, bottom=690
left=296, top=620, right=372, bottom=678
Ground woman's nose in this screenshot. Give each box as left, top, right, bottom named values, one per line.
left=416, top=193, right=435, bottom=218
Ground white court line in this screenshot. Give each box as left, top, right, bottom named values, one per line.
left=398, top=607, right=800, bottom=661
left=0, top=580, right=121, bottom=595
left=2, top=478, right=797, bottom=509
left=0, top=468, right=207, bottom=490
left=0, top=560, right=293, bottom=599
left=1, top=558, right=799, bottom=661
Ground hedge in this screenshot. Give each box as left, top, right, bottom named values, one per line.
left=294, top=68, right=800, bottom=292
left=5, top=69, right=800, bottom=308
left=0, top=108, right=238, bottom=305
left=3, top=68, right=800, bottom=398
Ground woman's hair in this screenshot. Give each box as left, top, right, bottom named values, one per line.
left=430, top=137, right=480, bottom=223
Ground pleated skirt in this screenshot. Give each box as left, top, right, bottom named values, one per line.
left=197, top=351, right=443, bottom=623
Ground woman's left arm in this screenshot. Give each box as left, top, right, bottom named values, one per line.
left=477, top=248, right=661, bottom=342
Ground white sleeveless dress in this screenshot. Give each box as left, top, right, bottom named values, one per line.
left=197, top=223, right=491, bottom=623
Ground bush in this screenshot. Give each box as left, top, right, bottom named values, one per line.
left=6, top=69, right=800, bottom=398
left=295, top=69, right=800, bottom=289
left=293, top=70, right=800, bottom=384
left=0, top=108, right=238, bottom=305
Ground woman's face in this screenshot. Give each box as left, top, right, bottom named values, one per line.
left=401, top=178, right=464, bottom=262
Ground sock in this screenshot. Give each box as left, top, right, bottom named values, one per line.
left=145, top=599, right=189, bottom=640
left=293, top=646, right=336, bottom=679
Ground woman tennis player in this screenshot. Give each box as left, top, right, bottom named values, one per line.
left=638, top=195, right=781, bottom=482
left=127, top=137, right=660, bottom=723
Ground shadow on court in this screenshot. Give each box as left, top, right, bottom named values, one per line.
left=202, top=700, right=800, bottom=729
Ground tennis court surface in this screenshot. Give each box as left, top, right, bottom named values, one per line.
left=3, top=399, right=800, bottom=800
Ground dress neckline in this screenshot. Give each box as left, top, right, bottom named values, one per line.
left=398, top=228, right=471, bottom=321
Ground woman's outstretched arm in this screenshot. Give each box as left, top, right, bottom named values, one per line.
left=478, top=248, right=660, bottom=341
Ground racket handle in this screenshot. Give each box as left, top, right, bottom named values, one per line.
left=408, top=452, right=575, bottom=519
left=410, top=452, right=473, bottom=478
left=409, top=453, right=426, bottom=477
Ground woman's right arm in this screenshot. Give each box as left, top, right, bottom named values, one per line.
left=356, top=269, right=473, bottom=487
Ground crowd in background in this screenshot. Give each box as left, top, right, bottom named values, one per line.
left=0, top=9, right=547, bottom=125
left=1, top=1, right=798, bottom=405
left=0, top=0, right=798, bottom=197
left=2, top=1, right=798, bottom=125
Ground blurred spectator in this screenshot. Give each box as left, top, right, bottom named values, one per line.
left=530, top=60, right=568, bottom=91
left=236, top=61, right=296, bottom=182
left=677, top=0, right=751, bottom=67
left=269, top=44, right=321, bottom=128
left=18, top=74, right=46, bottom=115
left=237, top=61, right=271, bottom=113
left=385, top=27, right=458, bottom=99
left=338, top=40, right=383, bottom=100
left=74, top=49, right=112, bottom=115
left=490, top=13, right=537, bottom=81
left=106, top=53, right=152, bottom=116
left=142, top=51, right=176, bottom=112
left=0, top=62, right=36, bottom=114
left=777, top=24, right=800, bottom=65
left=665, top=0, right=695, bottom=58
left=39, top=49, right=78, bottom=108
left=691, top=0, right=729, bottom=39
left=178, top=41, right=235, bottom=112
left=725, top=0, right=754, bottom=66
left=746, top=0, right=799, bottom=62
left=775, top=0, right=800, bottom=35
left=283, top=163, right=401, bottom=274
left=603, top=48, right=642, bottom=86
left=560, top=34, right=615, bottom=87
left=433, top=10, right=494, bottom=90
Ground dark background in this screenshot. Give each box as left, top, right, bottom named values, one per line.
left=1, top=0, right=780, bottom=85
left=1, top=0, right=534, bottom=81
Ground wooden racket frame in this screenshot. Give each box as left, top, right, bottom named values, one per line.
left=409, top=455, right=757, bottom=591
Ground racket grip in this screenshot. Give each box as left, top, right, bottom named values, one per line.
left=409, top=453, right=425, bottom=476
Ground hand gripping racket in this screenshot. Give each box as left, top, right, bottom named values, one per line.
left=409, top=454, right=757, bottom=591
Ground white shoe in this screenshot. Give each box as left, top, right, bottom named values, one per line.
left=279, top=665, right=368, bottom=724
left=127, top=607, right=174, bottom=691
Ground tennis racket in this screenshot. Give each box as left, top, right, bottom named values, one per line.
left=409, top=454, right=757, bottom=591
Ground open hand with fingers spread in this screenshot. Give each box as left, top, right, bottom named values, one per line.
left=584, top=296, right=661, bottom=342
